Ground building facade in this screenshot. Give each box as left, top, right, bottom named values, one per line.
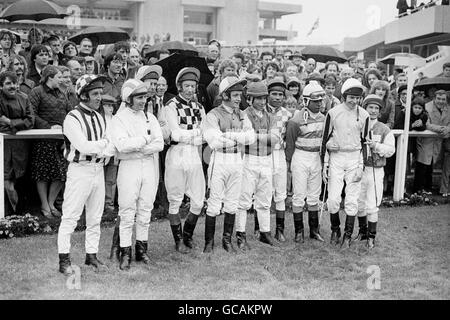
left=0, top=0, right=301, bottom=46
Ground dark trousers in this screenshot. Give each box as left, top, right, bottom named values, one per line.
left=413, top=161, right=433, bottom=193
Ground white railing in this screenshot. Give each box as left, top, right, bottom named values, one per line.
left=1, top=128, right=445, bottom=218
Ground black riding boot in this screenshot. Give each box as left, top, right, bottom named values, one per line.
left=203, top=215, right=216, bottom=253
left=275, top=210, right=286, bottom=242
left=354, top=216, right=368, bottom=241
left=259, top=231, right=274, bottom=245
left=367, top=221, right=377, bottom=249
left=222, top=212, right=236, bottom=253
left=135, top=240, right=151, bottom=264
left=85, top=253, right=107, bottom=271
left=119, top=247, right=132, bottom=271
left=170, top=223, right=189, bottom=253
left=109, top=218, right=120, bottom=262
left=330, top=212, right=341, bottom=245
left=236, top=231, right=250, bottom=251
left=183, top=212, right=199, bottom=249
left=341, top=215, right=355, bottom=248
left=308, top=210, right=324, bottom=242
left=59, top=253, right=72, bottom=275
left=293, top=211, right=304, bottom=243
left=254, top=212, right=260, bottom=237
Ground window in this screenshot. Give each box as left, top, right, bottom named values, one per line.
left=184, top=11, right=213, bottom=25
left=183, top=31, right=211, bottom=45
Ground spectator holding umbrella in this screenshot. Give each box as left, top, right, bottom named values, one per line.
left=7, top=54, right=35, bottom=96
left=0, top=71, right=35, bottom=214
left=29, top=65, right=71, bottom=218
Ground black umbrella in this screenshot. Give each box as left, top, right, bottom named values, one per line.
left=0, top=0, right=68, bottom=22
left=301, top=45, right=347, bottom=63
left=155, top=53, right=214, bottom=96
left=414, top=77, right=450, bottom=92
left=146, top=41, right=198, bottom=57
left=68, top=26, right=130, bottom=45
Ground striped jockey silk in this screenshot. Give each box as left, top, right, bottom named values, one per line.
left=64, top=103, right=107, bottom=163
left=266, top=105, right=292, bottom=150
left=293, top=108, right=325, bottom=153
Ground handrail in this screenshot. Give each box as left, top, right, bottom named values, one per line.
left=1, top=129, right=63, bottom=140
left=0, top=128, right=446, bottom=217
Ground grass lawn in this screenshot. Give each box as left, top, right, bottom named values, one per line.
left=0, top=204, right=449, bottom=300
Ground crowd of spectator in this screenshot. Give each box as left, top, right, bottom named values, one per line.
left=1, top=26, right=449, bottom=218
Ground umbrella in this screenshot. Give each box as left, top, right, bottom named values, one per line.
left=68, top=26, right=130, bottom=45
left=379, top=53, right=424, bottom=65
left=155, top=53, right=214, bottom=96
left=414, top=77, right=450, bottom=92
left=301, top=45, right=347, bottom=63
left=146, top=41, right=198, bottom=57
left=0, top=0, right=68, bottom=22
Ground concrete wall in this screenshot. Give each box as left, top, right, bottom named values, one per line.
left=216, top=0, right=259, bottom=46
left=139, top=0, right=184, bottom=41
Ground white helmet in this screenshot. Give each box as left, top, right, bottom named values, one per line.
left=303, top=82, right=325, bottom=100
left=121, top=79, right=148, bottom=104
left=219, top=75, right=247, bottom=96
left=341, top=78, right=365, bottom=97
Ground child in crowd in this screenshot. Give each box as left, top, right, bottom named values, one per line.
left=408, top=97, right=432, bottom=194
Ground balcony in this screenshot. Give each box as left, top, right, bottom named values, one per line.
left=385, top=5, right=450, bottom=44
left=259, top=28, right=297, bottom=40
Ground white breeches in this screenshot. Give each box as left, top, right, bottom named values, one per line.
left=58, top=163, right=105, bottom=254
left=327, top=151, right=362, bottom=216
left=291, top=150, right=322, bottom=212
left=165, top=145, right=205, bottom=216
left=206, top=152, right=243, bottom=217
left=236, top=154, right=273, bottom=233
left=117, top=157, right=158, bottom=247
left=272, top=149, right=287, bottom=211
left=358, top=166, right=384, bottom=222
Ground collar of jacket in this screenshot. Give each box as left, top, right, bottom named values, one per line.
left=267, top=104, right=280, bottom=113
left=43, top=83, right=60, bottom=94
left=78, top=102, right=96, bottom=115
left=176, top=94, right=192, bottom=105
left=247, top=105, right=267, bottom=119
left=0, top=90, right=18, bottom=101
